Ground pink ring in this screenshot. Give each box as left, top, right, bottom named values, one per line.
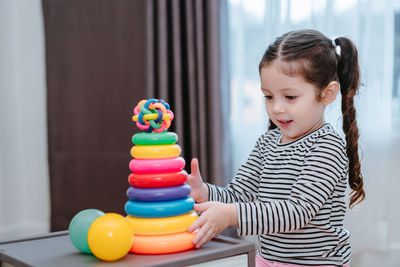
left=136, top=121, right=150, bottom=131
left=153, top=122, right=166, bottom=133
left=129, top=157, right=185, bottom=174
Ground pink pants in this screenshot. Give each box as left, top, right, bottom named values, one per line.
left=256, top=254, right=350, bottom=267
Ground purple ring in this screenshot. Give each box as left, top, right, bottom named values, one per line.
left=126, top=184, right=191, bottom=202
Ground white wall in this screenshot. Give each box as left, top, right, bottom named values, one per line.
left=0, top=0, right=50, bottom=240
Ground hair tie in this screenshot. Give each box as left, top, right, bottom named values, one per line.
left=331, top=39, right=341, bottom=57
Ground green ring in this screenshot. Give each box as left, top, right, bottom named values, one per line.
left=132, top=132, right=178, bottom=145
left=139, top=105, right=152, bottom=114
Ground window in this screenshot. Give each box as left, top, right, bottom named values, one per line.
left=394, top=11, right=400, bottom=129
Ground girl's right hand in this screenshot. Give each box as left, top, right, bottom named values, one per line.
left=187, top=158, right=209, bottom=203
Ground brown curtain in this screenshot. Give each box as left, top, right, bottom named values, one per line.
left=147, top=0, right=232, bottom=185
left=43, top=0, right=151, bottom=231
left=43, top=0, right=231, bottom=232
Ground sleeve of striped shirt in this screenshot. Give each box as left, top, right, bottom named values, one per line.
left=210, top=134, right=348, bottom=236
left=207, top=137, right=263, bottom=203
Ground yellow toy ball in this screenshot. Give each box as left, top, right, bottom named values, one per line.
left=87, top=213, right=133, bottom=261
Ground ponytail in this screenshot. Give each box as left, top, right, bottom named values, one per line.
left=268, top=119, right=277, bottom=130
left=335, top=37, right=365, bottom=208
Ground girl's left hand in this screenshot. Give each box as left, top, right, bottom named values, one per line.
left=188, top=202, right=238, bottom=248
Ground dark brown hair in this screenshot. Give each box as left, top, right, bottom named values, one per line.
left=259, top=29, right=365, bottom=208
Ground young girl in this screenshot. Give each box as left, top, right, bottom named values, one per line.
left=187, top=29, right=365, bottom=267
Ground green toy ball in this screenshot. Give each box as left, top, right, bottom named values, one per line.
left=69, top=209, right=105, bottom=253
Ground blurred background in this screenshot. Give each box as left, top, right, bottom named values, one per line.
left=1, top=0, right=399, bottom=266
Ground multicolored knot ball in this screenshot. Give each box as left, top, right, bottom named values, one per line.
left=132, top=99, right=174, bottom=133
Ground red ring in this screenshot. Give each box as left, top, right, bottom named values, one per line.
left=128, top=170, right=188, bottom=188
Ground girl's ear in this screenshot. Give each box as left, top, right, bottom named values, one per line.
left=321, top=81, right=339, bottom=106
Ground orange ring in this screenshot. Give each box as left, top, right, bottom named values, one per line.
left=149, top=102, right=167, bottom=114
left=130, top=231, right=197, bottom=254
left=128, top=170, right=187, bottom=188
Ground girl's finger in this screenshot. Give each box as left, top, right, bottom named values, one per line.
left=190, top=158, right=200, bottom=176
left=189, top=213, right=206, bottom=232
left=195, top=226, right=215, bottom=248
left=193, top=202, right=212, bottom=212
left=192, top=222, right=210, bottom=245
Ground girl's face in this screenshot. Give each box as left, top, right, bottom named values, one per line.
left=260, top=62, right=325, bottom=143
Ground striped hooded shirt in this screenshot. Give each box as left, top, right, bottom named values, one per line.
left=207, top=124, right=351, bottom=266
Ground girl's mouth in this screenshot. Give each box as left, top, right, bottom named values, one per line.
left=278, top=120, right=293, bottom=128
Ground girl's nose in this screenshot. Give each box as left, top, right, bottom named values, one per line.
left=272, top=100, right=285, bottom=113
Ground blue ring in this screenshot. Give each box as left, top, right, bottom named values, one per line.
left=124, top=196, right=195, bottom=218
left=159, top=99, right=170, bottom=110
left=155, top=109, right=163, bottom=123
left=126, top=184, right=191, bottom=202
left=144, top=99, right=157, bottom=109
left=138, top=105, right=151, bottom=125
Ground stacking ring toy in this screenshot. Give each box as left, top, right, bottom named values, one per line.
left=126, top=184, right=191, bottom=202
left=130, top=231, right=197, bottom=254
left=124, top=196, right=195, bottom=218
left=130, top=144, right=181, bottom=159
left=128, top=170, right=187, bottom=188
left=129, top=157, right=185, bottom=174
left=125, top=211, right=198, bottom=235
left=132, top=99, right=174, bottom=133
left=132, top=132, right=178, bottom=145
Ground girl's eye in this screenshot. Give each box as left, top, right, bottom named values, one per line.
left=286, top=96, right=297, bottom=100
left=264, top=95, right=273, bottom=100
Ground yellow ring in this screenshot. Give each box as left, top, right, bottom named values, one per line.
left=132, top=113, right=172, bottom=122
left=125, top=211, right=198, bottom=235
left=130, top=144, right=181, bottom=159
